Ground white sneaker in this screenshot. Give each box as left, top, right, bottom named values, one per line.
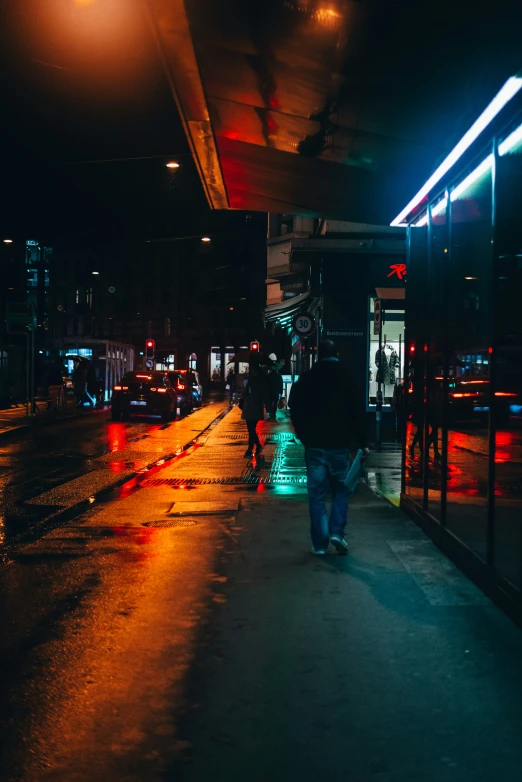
left=311, top=547, right=326, bottom=556
left=330, top=534, right=349, bottom=555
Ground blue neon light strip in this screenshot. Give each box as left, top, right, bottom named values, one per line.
left=392, top=76, right=522, bottom=226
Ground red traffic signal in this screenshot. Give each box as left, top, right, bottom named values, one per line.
left=145, top=339, right=155, bottom=359
left=250, top=341, right=260, bottom=352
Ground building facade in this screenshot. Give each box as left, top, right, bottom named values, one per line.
left=266, top=217, right=406, bottom=439
left=396, top=76, right=522, bottom=620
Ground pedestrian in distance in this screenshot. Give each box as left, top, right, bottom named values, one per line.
left=226, top=368, right=237, bottom=405
left=289, top=339, right=369, bottom=556
left=241, top=362, right=267, bottom=458
left=72, top=359, right=88, bottom=407
left=267, top=363, right=283, bottom=419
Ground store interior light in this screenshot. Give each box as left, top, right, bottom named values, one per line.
left=450, top=154, right=493, bottom=202
left=499, top=120, right=522, bottom=155
left=391, top=75, right=522, bottom=226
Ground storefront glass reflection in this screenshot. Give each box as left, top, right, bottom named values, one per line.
left=445, top=159, right=493, bottom=561
left=492, top=133, right=522, bottom=588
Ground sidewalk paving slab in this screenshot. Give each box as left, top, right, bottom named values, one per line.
left=3, top=407, right=521, bottom=782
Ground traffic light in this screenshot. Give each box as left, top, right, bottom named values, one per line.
left=145, top=339, right=155, bottom=360
left=250, top=340, right=260, bottom=353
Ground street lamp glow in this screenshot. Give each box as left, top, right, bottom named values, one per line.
left=92, top=271, right=100, bottom=275
left=166, top=162, right=180, bottom=169
left=201, top=236, right=211, bottom=242
left=3, top=239, right=13, bottom=244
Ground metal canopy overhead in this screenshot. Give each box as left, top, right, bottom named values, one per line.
left=147, top=0, right=522, bottom=223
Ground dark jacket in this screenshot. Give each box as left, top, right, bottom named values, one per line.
left=289, top=359, right=367, bottom=449
left=241, top=373, right=267, bottom=422
left=267, top=370, right=283, bottom=397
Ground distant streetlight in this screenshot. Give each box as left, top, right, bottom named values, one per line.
left=3, top=239, right=13, bottom=244
left=201, top=236, right=211, bottom=243
left=166, top=162, right=180, bottom=169
left=92, top=271, right=100, bottom=275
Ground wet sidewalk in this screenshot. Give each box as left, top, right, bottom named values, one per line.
left=2, top=406, right=521, bottom=781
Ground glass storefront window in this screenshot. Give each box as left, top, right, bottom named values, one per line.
left=445, top=154, right=493, bottom=563
left=492, top=121, right=522, bottom=588
left=368, top=297, right=405, bottom=408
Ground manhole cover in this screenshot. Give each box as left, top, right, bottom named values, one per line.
left=142, top=519, right=198, bottom=528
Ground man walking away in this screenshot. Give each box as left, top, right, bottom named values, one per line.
left=289, top=340, right=369, bottom=556
left=241, top=362, right=267, bottom=457
left=267, top=364, right=283, bottom=419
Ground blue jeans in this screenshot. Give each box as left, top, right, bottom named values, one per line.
left=305, top=448, right=351, bottom=550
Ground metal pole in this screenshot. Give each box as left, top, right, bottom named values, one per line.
left=25, top=333, right=29, bottom=417
left=31, top=311, right=35, bottom=415
left=376, top=323, right=383, bottom=448
left=487, top=137, right=499, bottom=567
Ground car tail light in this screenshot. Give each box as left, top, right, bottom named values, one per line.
left=122, top=386, right=128, bottom=390
left=150, top=387, right=157, bottom=391
left=113, top=385, right=122, bottom=391
left=177, top=383, right=185, bottom=390
left=156, top=387, right=167, bottom=394
left=495, top=392, right=516, bottom=397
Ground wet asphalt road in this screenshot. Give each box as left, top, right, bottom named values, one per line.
left=0, top=407, right=521, bottom=781
left=0, top=399, right=224, bottom=551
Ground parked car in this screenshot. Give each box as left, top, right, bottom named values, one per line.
left=178, top=369, right=203, bottom=408
left=111, top=371, right=176, bottom=422
left=167, top=371, right=195, bottom=413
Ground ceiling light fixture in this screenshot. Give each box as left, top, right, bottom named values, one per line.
left=391, top=75, right=522, bottom=226
left=201, top=236, right=211, bottom=242
left=166, top=162, right=180, bottom=169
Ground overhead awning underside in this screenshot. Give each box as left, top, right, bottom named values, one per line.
left=265, top=291, right=313, bottom=323
left=147, top=0, right=522, bottom=223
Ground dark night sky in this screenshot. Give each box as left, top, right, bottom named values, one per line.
left=0, top=0, right=210, bottom=246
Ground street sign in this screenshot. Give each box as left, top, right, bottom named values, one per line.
left=292, top=312, right=316, bottom=337
left=374, top=299, right=382, bottom=335
left=145, top=358, right=154, bottom=370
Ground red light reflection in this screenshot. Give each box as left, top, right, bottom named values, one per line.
left=107, top=422, right=127, bottom=453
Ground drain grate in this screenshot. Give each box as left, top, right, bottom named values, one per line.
left=143, top=519, right=198, bottom=527
left=141, top=475, right=307, bottom=486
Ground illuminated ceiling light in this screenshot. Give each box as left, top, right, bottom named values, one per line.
left=499, top=120, right=522, bottom=155
left=3, top=239, right=13, bottom=243
left=201, top=236, right=211, bottom=242
left=166, top=162, right=180, bottom=169
left=412, top=213, right=428, bottom=228
left=391, top=76, right=522, bottom=226
left=92, top=271, right=100, bottom=275
left=450, top=155, right=493, bottom=202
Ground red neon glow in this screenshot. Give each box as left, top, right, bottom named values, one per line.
left=388, top=263, right=407, bottom=280
left=177, top=383, right=185, bottom=390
